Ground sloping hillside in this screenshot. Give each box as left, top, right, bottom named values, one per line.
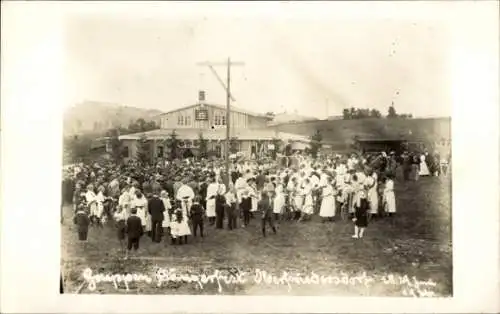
left=269, top=112, right=319, bottom=125
left=270, top=117, right=451, bottom=144
left=63, top=101, right=163, bottom=136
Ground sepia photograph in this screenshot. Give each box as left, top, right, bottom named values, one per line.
left=59, top=6, right=455, bottom=297
left=1, top=1, right=498, bottom=312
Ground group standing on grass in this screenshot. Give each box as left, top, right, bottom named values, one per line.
left=64, top=149, right=450, bottom=258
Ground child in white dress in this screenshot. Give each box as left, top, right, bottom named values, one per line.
left=319, top=177, right=336, bottom=222
left=170, top=201, right=192, bottom=245
left=383, top=174, right=397, bottom=217
left=160, top=190, right=172, bottom=238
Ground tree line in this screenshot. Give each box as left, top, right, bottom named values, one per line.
left=64, top=118, right=160, bottom=164
left=342, top=105, right=413, bottom=120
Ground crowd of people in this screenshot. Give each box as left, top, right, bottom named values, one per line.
left=63, top=149, right=450, bottom=259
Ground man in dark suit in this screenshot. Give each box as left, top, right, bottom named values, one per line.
left=190, top=196, right=205, bottom=237
left=258, top=192, right=277, bottom=237
left=125, top=208, right=144, bottom=259
left=148, top=193, right=165, bottom=243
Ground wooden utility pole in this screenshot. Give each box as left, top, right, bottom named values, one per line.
left=197, top=58, right=244, bottom=187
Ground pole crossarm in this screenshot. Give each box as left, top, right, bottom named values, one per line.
left=197, top=61, right=244, bottom=102
left=196, top=59, right=244, bottom=188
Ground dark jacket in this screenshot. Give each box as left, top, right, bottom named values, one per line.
left=258, top=198, right=273, bottom=219
left=163, top=180, right=175, bottom=198
left=148, top=196, right=166, bottom=221
left=256, top=174, right=266, bottom=190
left=126, top=215, right=144, bottom=239
left=199, top=182, right=208, bottom=200
left=73, top=211, right=90, bottom=232
left=190, top=203, right=205, bottom=219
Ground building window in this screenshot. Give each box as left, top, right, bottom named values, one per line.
left=215, top=145, right=222, bottom=157
left=157, top=146, right=164, bottom=157
left=177, top=115, right=191, bottom=126
left=214, top=112, right=226, bottom=126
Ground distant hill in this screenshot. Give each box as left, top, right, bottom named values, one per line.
left=268, top=112, right=319, bottom=125
left=270, top=117, right=451, bottom=151
left=63, top=101, right=163, bottom=136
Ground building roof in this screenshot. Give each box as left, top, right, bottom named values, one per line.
left=157, top=103, right=270, bottom=119
left=119, top=128, right=311, bottom=143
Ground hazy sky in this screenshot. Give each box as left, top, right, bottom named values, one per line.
left=65, top=8, right=452, bottom=118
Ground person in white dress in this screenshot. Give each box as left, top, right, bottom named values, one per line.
left=364, top=169, right=379, bottom=220
left=299, top=178, right=314, bottom=222
left=95, top=186, right=106, bottom=224
left=383, top=174, right=396, bottom=216
left=160, top=190, right=172, bottom=235
left=234, top=174, right=248, bottom=210
left=118, top=188, right=131, bottom=220
left=248, top=180, right=259, bottom=214
left=273, top=182, right=286, bottom=221
left=419, top=153, right=430, bottom=176
left=131, top=190, right=148, bottom=228
left=319, top=176, right=336, bottom=222
left=205, top=177, right=219, bottom=225
left=176, top=180, right=195, bottom=217
left=170, top=201, right=192, bottom=245
left=85, top=184, right=98, bottom=225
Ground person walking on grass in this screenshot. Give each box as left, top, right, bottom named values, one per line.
left=125, top=208, right=143, bottom=260
left=258, top=192, right=277, bottom=237
left=73, top=204, right=90, bottom=243
left=352, top=190, right=369, bottom=239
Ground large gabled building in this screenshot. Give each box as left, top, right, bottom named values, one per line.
left=118, top=92, right=311, bottom=161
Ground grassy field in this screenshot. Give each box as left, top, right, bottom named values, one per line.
left=61, top=173, right=452, bottom=296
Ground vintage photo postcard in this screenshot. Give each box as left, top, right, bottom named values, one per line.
left=1, top=1, right=498, bottom=313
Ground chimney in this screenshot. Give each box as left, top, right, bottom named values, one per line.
left=198, top=90, right=206, bottom=102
